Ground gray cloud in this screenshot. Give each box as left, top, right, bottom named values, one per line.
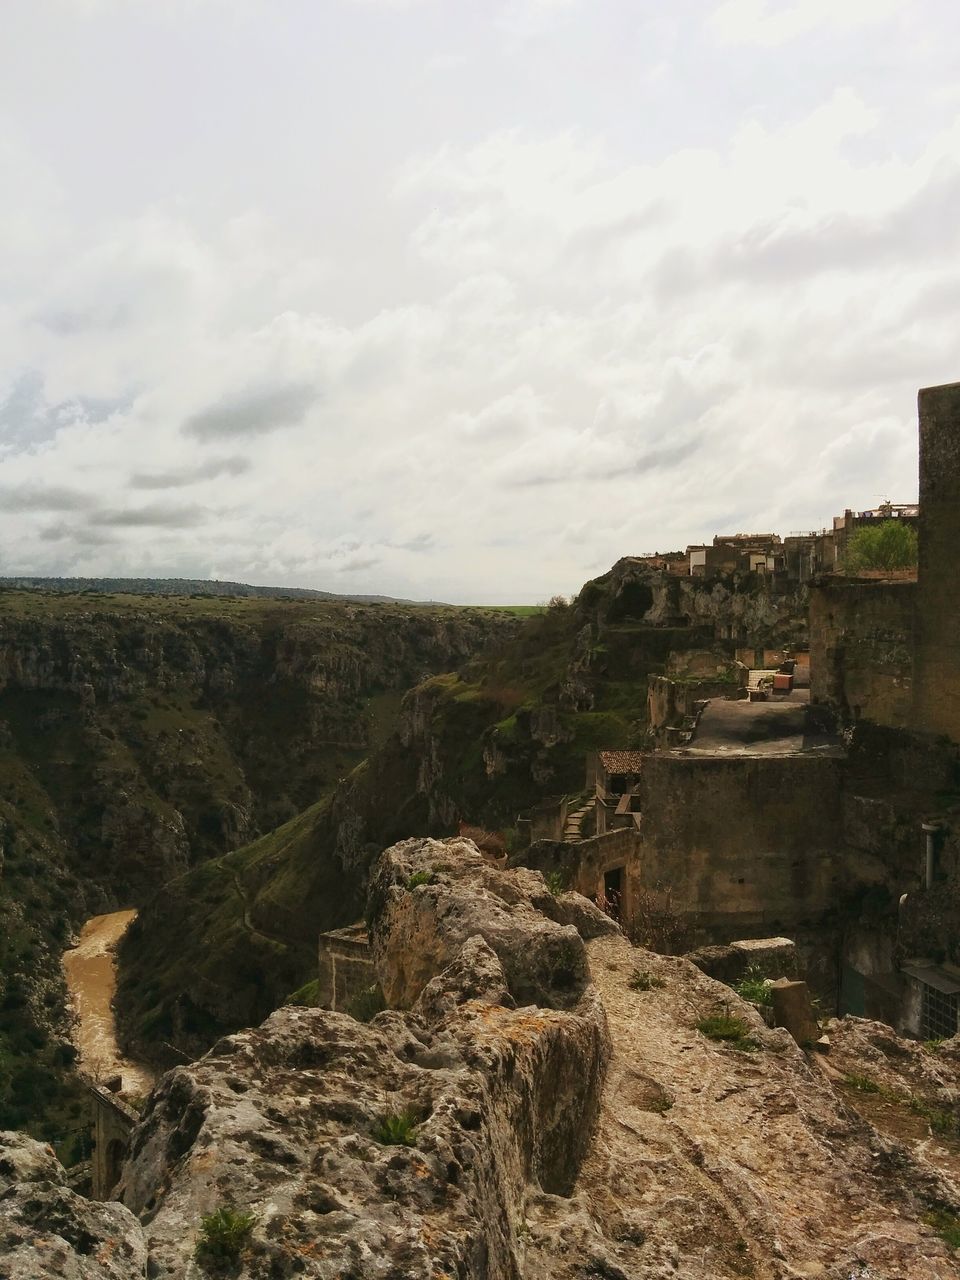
left=708, top=169, right=960, bottom=290
left=0, top=483, right=98, bottom=512
left=339, top=556, right=380, bottom=573
left=39, top=522, right=119, bottom=547
left=183, top=384, right=318, bottom=440
left=130, top=455, right=251, bottom=489
left=508, top=439, right=699, bottom=489
left=0, top=372, right=129, bottom=452
left=394, top=533, right=435, bottom=552
left=36, top=303, right=132, bottom=336
left=88, top=503, right=209, bottom=528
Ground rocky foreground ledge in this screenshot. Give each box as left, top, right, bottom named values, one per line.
left=4, top=838, right=960, bottom=1277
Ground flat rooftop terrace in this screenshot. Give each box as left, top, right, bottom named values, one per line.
left=679, top=690, right=843, bottom=758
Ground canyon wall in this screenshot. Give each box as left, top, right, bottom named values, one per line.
left=0, top=591, right=515, bottom=1140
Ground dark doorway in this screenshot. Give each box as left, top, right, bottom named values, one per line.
left=604, top=867, right=624, bottom=922
left=104, top=1138, right=126, bottom=1197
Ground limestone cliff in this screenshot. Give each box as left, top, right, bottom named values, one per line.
left=5, top=841, right=960, bottom=1278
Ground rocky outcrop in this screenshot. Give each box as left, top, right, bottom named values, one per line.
left=113, top=851, right=960, bottom=1277
left=524, top=936, right=960, bottom=1279
left=368, top=838, right=612, bottom=1010
left=581, top=555, right=809, bottom=645
left=0, top=1131, right=147, bottom=1278
left=117, top=839, right=612, bottom=1278
left=8, top=851, right=960, bottom=1277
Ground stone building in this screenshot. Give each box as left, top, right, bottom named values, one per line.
left=914, top=381, right=960, bottom=743
left=807, top=382, right=960, bottom=1037
left=810, top=382, right=959, bottom=743
left=88, top=1083, right=138, bottom=1200
left=686, top=533, right=783, bottom=579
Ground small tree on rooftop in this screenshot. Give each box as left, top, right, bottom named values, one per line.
left=844, top=520, right=918, bottom=573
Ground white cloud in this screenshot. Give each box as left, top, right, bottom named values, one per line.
left=710, top=0, right=906, bottom=47
left=496, top=0, right=581, bottom=48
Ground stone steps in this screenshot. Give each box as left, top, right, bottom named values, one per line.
left=563, top=795, right=596, bottom=843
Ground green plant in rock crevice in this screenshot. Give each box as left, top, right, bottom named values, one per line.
left=628, top=968, right=664, bottom=992
left=696, top=1013, right=760, bottom=1053
left=731, top=965, right=773, bottom=1007
left=544, top=869, right=567, bottom=897
left=373, top=1107, right=419, bottom=1146
left=194, top=1206, right=257, bottom=1267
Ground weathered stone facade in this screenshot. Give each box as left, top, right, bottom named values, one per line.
left=915, top=380, right=960, bottom=743
left=809, top=576, right=916, bottom=727
left=89, top=1083, right=138, bottom=1200
left=317, top=923, right=376, bottom=1011
left=810, top=381, right=960, bottom=746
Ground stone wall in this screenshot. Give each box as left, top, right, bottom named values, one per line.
left=809, top=577, right=916, bottom=727
left=88, top=1084, right=138, bottom=1200
left=915, top=381, right=960, bottom=743
left=317, top=924, right=376, bottom=1011
left=518, top=828, right=643, bottom=915
left=635, top=753, right=846, bottom=934
left=646, top=674, right=744, bottom=744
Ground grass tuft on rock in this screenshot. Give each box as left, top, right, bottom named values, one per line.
left=194, top=1206, right=256, bottom=1267
left=843, top=1073, right=882, bottom=1094
left=406, top=870, right=437, bottom=890
left=924, top=1209, right=960, bottom=1251
left=731, top=965, right=773, bottom=1007
left=628, top=968, right=664, bottom=992
left=697, top=1013, right=760, bottom=1052
left=373, top=1108, right=419, bottom=1146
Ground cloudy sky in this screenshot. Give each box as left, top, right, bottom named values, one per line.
left=1, top=0, right=957, bottom=602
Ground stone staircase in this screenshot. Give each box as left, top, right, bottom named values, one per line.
left=563, top=794, right=596, bottom=843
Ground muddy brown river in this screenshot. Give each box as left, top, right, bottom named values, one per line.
left=62, top=909, right=155, bottom=1097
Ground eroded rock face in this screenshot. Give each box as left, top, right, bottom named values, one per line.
left=117, top=838, right=611, bottom=1278
left=0, top=1132, right=147, bottom=1279
left=522, top=938, right=960, bottom=1280
left=368, top=837, right=611, bottom=1010
left=51, top=840, right=960, bottom=1279
left=0, top=1131, right=65, bottom=1190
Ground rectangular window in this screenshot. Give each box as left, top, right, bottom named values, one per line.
left=921, top=983, right=959, bottom=1040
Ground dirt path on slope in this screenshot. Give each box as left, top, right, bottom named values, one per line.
left=523, top=934, right=958, bottom=1279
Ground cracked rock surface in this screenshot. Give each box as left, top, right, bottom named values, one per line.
left=118, top=838, right=612, bottom=1278
left=0, top=1131, right=147, bottom=1279
left=9, top=840, right=960, bottom=1278
left=522, top=936, right=960, bottom=1280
